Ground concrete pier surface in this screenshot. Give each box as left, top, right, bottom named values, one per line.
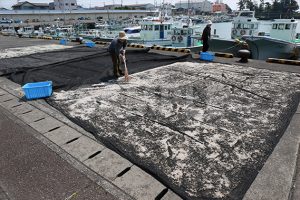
left=0, top=105, right=117, bottom=200
left=0, top=34, right=300, bottom=200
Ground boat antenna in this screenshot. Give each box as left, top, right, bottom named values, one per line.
left=188, top=0, right=191, bottom=27
left=161, top=0, right=165, bottom=22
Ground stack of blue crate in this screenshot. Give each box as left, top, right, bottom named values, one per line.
left=200, top=52, right=215, bottom=61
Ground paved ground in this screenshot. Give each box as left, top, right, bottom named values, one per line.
left=0, top=105, right=118, bottom=200
left=0, top=77, right=180, bottom=200
left=0, top=35, right=62, bottom=50
left=291, top=139, right=300, bottom=200
left=0, top=184, right=9, bottom=200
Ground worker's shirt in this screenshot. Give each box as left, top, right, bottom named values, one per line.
left=108, top=38, right=127, bottom=55
left=201, top=26, right=211, bottom=41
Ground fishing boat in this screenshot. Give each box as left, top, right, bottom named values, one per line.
left=50, top=25, right=75, bottom=39
left=138, top=19, right=173, bottom=46
left=231, top=10, right=260, bottom=39
left=242, top=19, right=300, bottom=60
left=208, top=10, right=262, bottom=56
left=93, top=14, right=203, bottom=50
left=1, top=27, right=16, bottom=36
left=17, top=26, right=35, bottom=38
left=94, top=16, right=175, bottom=46
left=124, top=26, right=141, bottom=39
left=169, top=22, right=203, bottom=52
left=78, top=29, right=102, bottom=40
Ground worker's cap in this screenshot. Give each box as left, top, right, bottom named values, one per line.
left=118, top=31, right=127, bottom=40
left=207, top=20, right=212, bottom=25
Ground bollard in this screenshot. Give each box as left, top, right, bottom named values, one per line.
left=238, top=49, right=251, bottom=63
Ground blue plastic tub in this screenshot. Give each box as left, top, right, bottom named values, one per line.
left=200, top=52, right=215, bottom=61
left=85, top=41, right=95, bottom=48
left=22, top=81, right=53, bottom=100
left=59, top=39, right=67, bottom=45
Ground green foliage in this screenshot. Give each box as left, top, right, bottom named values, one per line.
left=237, top=0, right=300, bottom=19
left=237, top=0, right=256, bottom=11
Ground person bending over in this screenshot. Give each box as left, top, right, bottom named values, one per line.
left=108, top=31, right=127, bottom=78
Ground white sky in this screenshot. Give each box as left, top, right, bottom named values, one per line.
left=0, top=0, right=243, bottom=10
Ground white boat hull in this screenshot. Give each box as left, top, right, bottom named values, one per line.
left=95, top=37, right=172, bottom=47
left=208, top=38, right=241, bottom=56
left=242, top=36, right=299, bottom=60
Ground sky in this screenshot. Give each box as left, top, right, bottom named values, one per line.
left=0, top=0, right=241, bottom=10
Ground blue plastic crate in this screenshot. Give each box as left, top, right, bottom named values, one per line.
left=59, top=39, right=67, bottom=45
left=200, top=52, right=215, bottom=61
left=22, top=81, right=52, bottom=100
left=85, top=41, right=95, bottom=48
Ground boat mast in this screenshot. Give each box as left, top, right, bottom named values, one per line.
left=161, top=0, right=165, bottom=22
left=188, top=0, right=191, bottom=27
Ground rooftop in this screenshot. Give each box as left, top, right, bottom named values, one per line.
left=12, top=1, right=49, bottom=8
left=0, top=9, right=157, bottom=15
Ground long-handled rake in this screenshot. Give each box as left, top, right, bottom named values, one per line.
left=121, top=55, right=130, bottom=82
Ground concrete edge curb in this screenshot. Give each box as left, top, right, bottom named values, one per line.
left=243, top=106, right=300, bottom=200
left=0, top=78, right=135, bottom=200
left=0, top=77, right=98, bottom=141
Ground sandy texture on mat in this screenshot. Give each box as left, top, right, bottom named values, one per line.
left=0, top=44, right=73, bottom=59
left=50, top=62, right=300, bottom=200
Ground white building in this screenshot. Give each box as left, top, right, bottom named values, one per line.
left=54, top=0, right=77, bottom=11
left=201, top=0, right=213, bottom=12
left=175, top=0, right=212, bottom=13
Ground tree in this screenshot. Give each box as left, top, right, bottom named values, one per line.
left=237, top=0, right=256, bottom=11
left=237, top=0, right=246, bottom=10
left=265, top=2, right=271, bottom=18
left=282, top=0, right=299, bottom=18
left=246, top=0, right=256, bottom=11
left=271, top=0, right=282, bottom=18
left=265, top=2, right=271, bottom=11
left=239, top=0, right=299, bottom=19
left=259, top=0, right=265, bottom=11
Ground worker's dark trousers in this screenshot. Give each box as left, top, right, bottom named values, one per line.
left=110, top=53, right=122, bottom=77
left=202, top=40, right=209, bottom=52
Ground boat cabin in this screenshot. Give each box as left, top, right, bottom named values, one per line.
left=124, top=26, right=141, bottom=34
left=231, top=10, right=259, bottom=39
left=140, top=21, right=172, bottom=41
left=270, top=19, right=298, bottom=42
left=124, top=26, right=141, bottom=39
left=171, top=26, right=202, bottom=47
